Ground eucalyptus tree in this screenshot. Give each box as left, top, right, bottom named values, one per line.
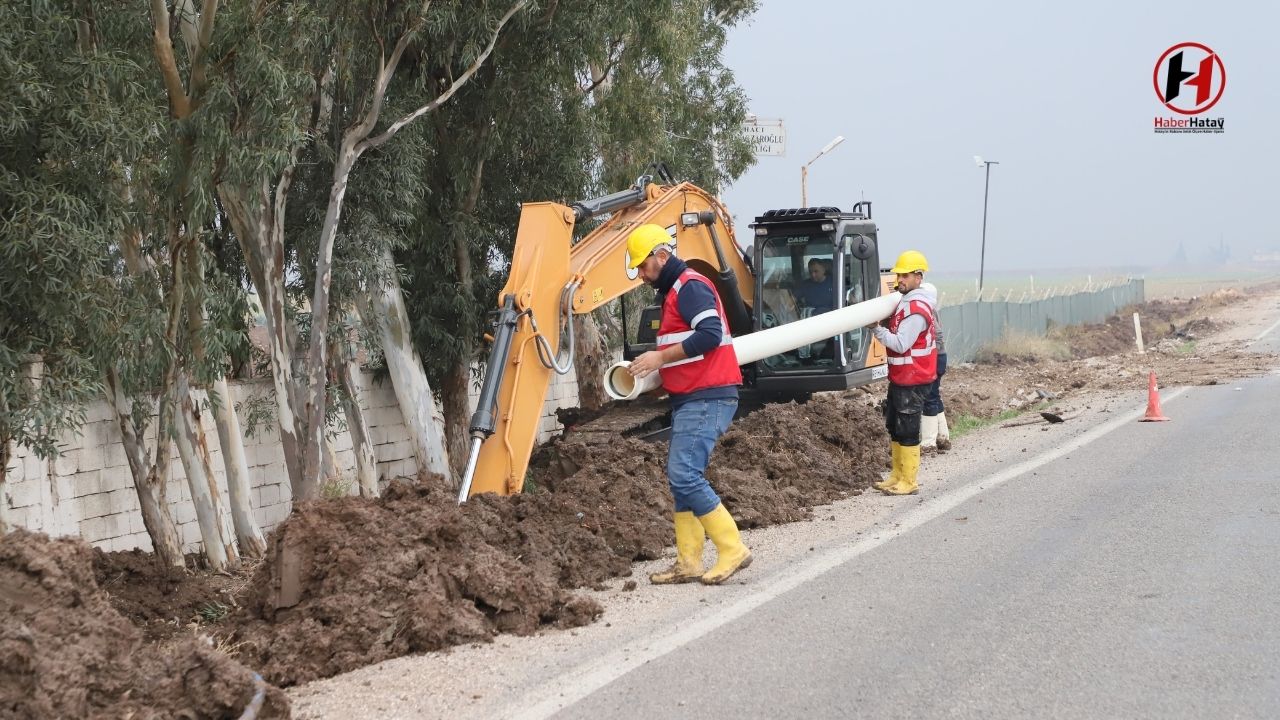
left=208, top=0, right=530, bottom=499
left=395, top=0, right=758, bottom=468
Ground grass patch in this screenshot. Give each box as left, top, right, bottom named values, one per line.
left=949, top=409, right=1021, bottom=440
left=1175, top=340, right=1197, bottom=354
left=975, top=331, right=1071, bottom=364
left=319, top=475, right=354, bottom=499
left=950, top=401, right=1055, bottom=440
left=196, top=600, right=231, bottom=624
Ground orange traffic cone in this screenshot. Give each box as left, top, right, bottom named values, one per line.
left=1139, top=371, right=1170, bottom=422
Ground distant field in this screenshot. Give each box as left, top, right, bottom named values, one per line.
left=926, top=273, right=1133, bottom=306
left=922, top=268, right=1280, bottom=305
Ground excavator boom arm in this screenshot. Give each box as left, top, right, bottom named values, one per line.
left=459, top=181, right=754, bottom=500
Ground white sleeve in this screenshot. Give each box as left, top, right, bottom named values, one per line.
left=873, top=314, right=926, bottom=354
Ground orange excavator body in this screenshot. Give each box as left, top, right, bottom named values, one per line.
left=464, top=181, right=753, bottom=497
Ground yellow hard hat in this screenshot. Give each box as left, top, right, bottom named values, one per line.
left=890, top=250, right=929, bottom=274
left=626, top=224, right=674, bottom=269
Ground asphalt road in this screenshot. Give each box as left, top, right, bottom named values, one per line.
left=554, top=371, right=1280, bottom=720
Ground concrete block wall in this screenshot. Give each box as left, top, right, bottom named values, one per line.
left=3, top=371, right=419, bottom=554
left=3, top=366, right=582, bottom=555
left=465, top=363, right=581, bottom=445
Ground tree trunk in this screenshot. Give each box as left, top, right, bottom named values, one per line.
left=362, top=250, right=451, bottom=479
left=330, top=339, right=379, bottom=497
left=571, top=311, right=609, bottom=411
left=105, top=368, right=184, bottom=568
left=300, top=147, right=360, bottom=497
left=322, top=435, right=343, bottom=493
left=0, top=441, right=10, bottom=534
left=0, top=357, right=50, bottom=533
left=439, top=362, right=473, bottom=482
left=218, top=183, right=307, bottom=497
left=210, top=376, right=266, bottom=558
left=173, top=373, right=240, bottom=572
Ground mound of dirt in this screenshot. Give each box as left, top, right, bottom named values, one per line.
left=232, top=480, right=608, bottom=687
left=709, top=395, right=888, bottom=527
left=229, top=393, right=890, bottom=687
left=1052, top=298, right=1206, bottom=358
left=93, top=548, right=252, bottom=642
left=0, top=529, right=288, bottom=719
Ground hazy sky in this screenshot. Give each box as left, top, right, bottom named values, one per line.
left=719, top=1, right=1280, bottom=275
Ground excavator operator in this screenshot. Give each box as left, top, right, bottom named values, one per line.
left=624, top=223, right=753, bottom=586
left=794, top=258, right=834, bottom=314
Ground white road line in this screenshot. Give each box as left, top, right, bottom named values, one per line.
left=513, top=387, right=1193, bottom=720
left=1254, top=317, right=1280, bottom=343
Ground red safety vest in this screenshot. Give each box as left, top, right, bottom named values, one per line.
left=656, top=269, right=743, bottom=395
left=886, top=297, right=937, bottom=386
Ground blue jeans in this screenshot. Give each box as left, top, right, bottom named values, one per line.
left=667, top=398, right=737, bottom=516
left=923, top=352, right=948, bottom=416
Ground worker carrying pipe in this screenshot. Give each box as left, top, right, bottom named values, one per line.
left=867, top=250, right=938, bottom=496
left=622, top=224, right=753, bottom=586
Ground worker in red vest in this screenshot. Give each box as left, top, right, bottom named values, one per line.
left=625, top=223, right=752, bottom=585
left=869, top=250, right=938, bottom=496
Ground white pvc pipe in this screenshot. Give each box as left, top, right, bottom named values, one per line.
left=604, top=292, right=902, bottom=401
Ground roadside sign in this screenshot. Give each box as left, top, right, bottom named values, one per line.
left=742, top=118, right=786, bottom=157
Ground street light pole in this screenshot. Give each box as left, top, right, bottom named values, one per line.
left=974, top=155, right=1000, bottom=298
left=802, top=135, right=845, bottom=206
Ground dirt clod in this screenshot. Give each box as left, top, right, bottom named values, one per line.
left=0, top=529, right=288, bottom=719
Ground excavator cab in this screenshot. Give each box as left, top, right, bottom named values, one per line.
left=749, top=204, right=888, bottom=397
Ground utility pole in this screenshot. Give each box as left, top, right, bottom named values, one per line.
left=974, top=155, right=1000, bottom=298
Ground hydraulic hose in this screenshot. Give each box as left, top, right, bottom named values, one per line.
left=532, top=280, right=580, bottom=376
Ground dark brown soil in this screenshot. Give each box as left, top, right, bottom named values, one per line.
left=230, top=479, right=608, bottom=687
left=93, top=548, right=252, bottom=642
left=708, top=395, right=888, bottom=527
left=0, top=529, right=289, bottom=719
left=217, top=392, right=889, bottom=688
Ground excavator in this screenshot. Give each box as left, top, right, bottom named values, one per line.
left=459, top=169, right=896, bottom=501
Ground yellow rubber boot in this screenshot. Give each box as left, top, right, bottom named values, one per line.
left=873, top=442, right=901, bottom=491
left=884, top=444, right=921, bottom=495
left=697, top=504, right=752, bottom=585
left=650, top=512, right=706, bottom=584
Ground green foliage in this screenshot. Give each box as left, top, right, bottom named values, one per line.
left=0, top=0, right=761, bottom=466
left=0, top=2, right=159, bottom=456
left=392, top=0, right=760, bottom=387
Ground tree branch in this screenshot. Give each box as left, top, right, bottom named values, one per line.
left=347, top=22, right=418, bottom=144
left=582, top=57, right=617, bottom=96
left=176, top=0, right=200, bottom=60
left=359, top=0, right=528, bottom=152
left=149, top=0, right=192, bottom=118
left=188, top=0, right=221, bottom=104
left=196, top=0, right=219, bottom=53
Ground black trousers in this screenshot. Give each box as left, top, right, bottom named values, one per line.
left=885, top=382, right=929, bottom=446
left=923, top=352, right=948, bottom=417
